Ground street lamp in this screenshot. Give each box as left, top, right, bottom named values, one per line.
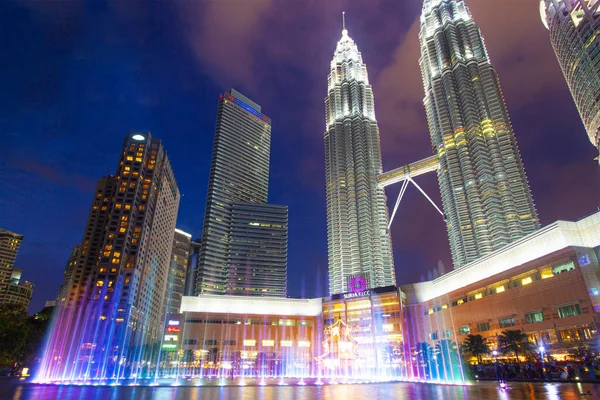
left=492, top=350, right=499, bottom=381
left=539, top=345, right=546, bottom=380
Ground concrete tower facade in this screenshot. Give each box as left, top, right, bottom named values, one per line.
left=324, top=20, right=396, bottom=294
left=541, top=0, right=600, bottom=162
left=420, top=0, right=539, bottom=268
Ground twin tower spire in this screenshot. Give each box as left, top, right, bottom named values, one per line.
left=325, top=1, right=539, bottom=295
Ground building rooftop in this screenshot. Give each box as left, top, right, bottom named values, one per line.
left=180, top=295, right=322, bottom=317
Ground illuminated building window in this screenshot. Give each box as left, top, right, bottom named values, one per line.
left=96, top=280, right=104, bottom=287
left=477, top=322, right=490, bottom=332
left=262, top=340, right=274, bottom=347
left=558, top=303, right=582, bottom=319
left=243, top=340, right=256, bottom=347
left=116, top=318, right=124, bottom=323
left=474, top=293, right=483, bottom=300
left=458, top=325, right=470, bottom=335
left=298, top=341, right=310, bottom=348
left=382, top=324, right=394, bottom=332
left=521, top=277, right=533, bottom=286
left=99, top=315, right=106, bottom=320
left=280, top=340, right=292, bottom=347
left=525, top=311, right=544, bottom=324
left=498, top=317, right=515, bottom=328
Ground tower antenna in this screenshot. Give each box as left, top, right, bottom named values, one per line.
left=342, top=11, right=346, bottom=31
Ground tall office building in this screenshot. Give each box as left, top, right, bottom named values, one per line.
left=228, top=203, right=288, bottom=297
left=419, top=0, right=539, bottom=268
left=40, top=132, right=180, bottom=381
left=541, top=0, right=600, bottom=162
left=184, top=239, right=201, bottom=296
left=60, top=176, right=117, bottom=307
left=163, top=228, right=192, bottom=315
left=196, top=89, right=274, bottom=295
left=0, top=229, right=33, bottom=309
left=324, top=20, right=396, bottom=294
left=0, top=229, right=23, bottom=284
left=56, top=245, right=80, bottom=302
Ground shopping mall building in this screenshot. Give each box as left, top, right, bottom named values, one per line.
left=165, top=211, right=600, bottom=373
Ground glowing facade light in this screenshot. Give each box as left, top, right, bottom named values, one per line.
left=168, top=320, right=180, bottom=326
left=131, top=134, right=145, bottom=141
left=419, top=0, right=539, bottom=269
left=324, top=16, right=396, bottom=295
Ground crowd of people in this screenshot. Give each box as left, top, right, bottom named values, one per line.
left=469, top=360, right=600, bottom=381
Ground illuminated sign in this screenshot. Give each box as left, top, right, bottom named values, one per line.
left=168, top=320, right=180, bottom=326
left=343, top=290, right=371, bottom=300
left=166, top=326, right=180, bottom=333
left=579, top=254, right=590, bottom=266
left=349, top=275, right=367, bottom=293
left=164, top=335, right=178, bottom=342
left=162, top=344, right=177, bottom=350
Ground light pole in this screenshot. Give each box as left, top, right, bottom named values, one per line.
left=493, top=350, right=499, bottom=381
left=539, top=346, right=546, bottom=381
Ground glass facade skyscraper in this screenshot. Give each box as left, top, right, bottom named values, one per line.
left=324, top=25, right=396, bottom=294
left=197, top=89, right=285, bottom=296
left=420, top=0, right=539, bottom=268
left=228, top=203, right=288, bottom=297
left=541, top=0, right=600, bottom=161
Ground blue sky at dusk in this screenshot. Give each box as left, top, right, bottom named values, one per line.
left=1, top=0, right=599, bottom=313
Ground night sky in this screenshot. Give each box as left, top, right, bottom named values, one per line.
left=1, top=0, right=599, bottom=314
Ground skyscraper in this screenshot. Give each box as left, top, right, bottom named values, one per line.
left=228, top=203, right=288, bottom=297
left=56, top=245, right=80, bottom=302
left=419, top=0, right=539, bottom=268
left=0, top=229, right=23, bottom=284
left=39, top=132, right=180, bottom=381
left=0, top=229, right=33, bottom=309
left=196, top=89, right=276, bottom=295
left=324, top=18, right=396, bottom=294
left=163, top=228, right=192, bottom=315
left=541, top=0, right=600, bottom=162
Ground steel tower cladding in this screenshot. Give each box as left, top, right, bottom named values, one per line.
left=324, top=23, right=396, bottom=295
left=541, top=0, right=600, bottom=162
left=420, top=0, right=539, bottom=268
left=196, top=89, right=271, bottom=295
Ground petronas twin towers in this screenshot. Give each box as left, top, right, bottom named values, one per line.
left=325, top=1, right=539, bottom=295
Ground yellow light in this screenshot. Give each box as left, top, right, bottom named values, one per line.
left=522, top=277, right=533, bottom=285
left=262, top=340, right=274, bottom=347
left=243, top=340, right=256, bottom=347
left=474, top=293, right=483, bottom=300
left=280, top=340, right=292, bottom=347
left=383, top=324, right=394, bottom=332
left=495, top=286, right=505, bottom=293
left=298, top=341, right=310, bottom=348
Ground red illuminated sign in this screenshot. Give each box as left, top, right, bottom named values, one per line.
left=166, top=326, right=180, bottom=333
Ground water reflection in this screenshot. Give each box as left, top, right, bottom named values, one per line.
left=1, top=381, right=599, bottom=400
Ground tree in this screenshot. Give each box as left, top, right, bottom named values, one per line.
left=498, top=330, right=533, bottom=363
left=463, top=334, right=489, bottom=364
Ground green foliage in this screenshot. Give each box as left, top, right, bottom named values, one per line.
left=0, top=304, right=50, bottom=368
left=498, top=329, right=534, bottom=363
left=462, top=334, right=489, bottom=364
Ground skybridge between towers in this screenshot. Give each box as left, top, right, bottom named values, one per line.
left=377, top=155, right=444, bottom=229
